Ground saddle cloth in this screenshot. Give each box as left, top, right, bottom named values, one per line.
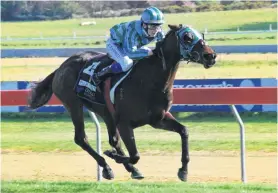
left=74, top=54, right=131, bottom=105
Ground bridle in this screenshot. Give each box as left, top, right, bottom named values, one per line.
left=155, top=25, right=216, bottom=70
left=176, top=26, right=205, bottom=63
left=155, top=26, right=199, bottom=70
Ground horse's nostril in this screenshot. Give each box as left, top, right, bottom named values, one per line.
left=203, top=53, right=217, bottom=61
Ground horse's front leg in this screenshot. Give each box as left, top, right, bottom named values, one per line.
left=113, top=120, right=140, bottom=165
left=102, top=109, right=143, bottom=179
left=150, top=112, right=189, bottom=181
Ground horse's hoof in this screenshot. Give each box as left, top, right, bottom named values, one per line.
left=102, top=165, right=114, bottom=180
left=131, top=169, right=144, bottom=180
left=114, top=155, right=130, bottom=164
left=177, top=168, right=187, bottom=182
left=104, top=149, right=116, bottom=159
left=103, top=149, right=129, bottom=164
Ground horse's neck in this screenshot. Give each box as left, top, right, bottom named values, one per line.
left=129, top=51, right=179, bottom=92
left=162, top=51, right=180, bottom=92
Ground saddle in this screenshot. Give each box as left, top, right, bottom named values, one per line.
left=74, top=54, right=131, bottom=106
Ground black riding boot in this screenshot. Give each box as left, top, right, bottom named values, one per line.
left=92, top=65, right=114, bottom=85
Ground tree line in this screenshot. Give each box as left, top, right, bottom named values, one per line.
left=1, top=1, right=275, bottom=21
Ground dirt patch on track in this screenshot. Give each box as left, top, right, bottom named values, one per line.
left=2, top=151, right=276, bottom=183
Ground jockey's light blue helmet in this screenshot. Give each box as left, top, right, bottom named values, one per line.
left=141, top=6, right=164, bottom=25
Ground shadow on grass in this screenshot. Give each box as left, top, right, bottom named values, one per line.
left=2, top=112, right=276, bottom=123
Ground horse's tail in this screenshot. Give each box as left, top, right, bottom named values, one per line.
left=28, top=70, right=56, bottom=109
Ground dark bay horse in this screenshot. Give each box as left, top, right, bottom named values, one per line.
left=28, top=24, right=216, bottom=181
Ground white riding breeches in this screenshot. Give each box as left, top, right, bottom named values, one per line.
left=106, top=38, right=133, bottom=72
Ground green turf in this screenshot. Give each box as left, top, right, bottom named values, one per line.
left=2, top=9, right=276, bottom=37
left=1, top=8, right=277, bottom=48
left=1, top=180, right=276, bottom=193
left=1, top=112, right=276, bottom=153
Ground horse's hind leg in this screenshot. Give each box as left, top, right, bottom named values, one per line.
left=53, top=81, right=114, bottom=180
left=102, top=109, right=144, bottom=179
left=65, top=101, right=114, bottom=180
left=150, top=112, right=189, bottom=182
left=52, top=66, right=114, bottom=180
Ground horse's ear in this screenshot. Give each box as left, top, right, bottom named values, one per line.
left=168, top=24, right=179, bottom=30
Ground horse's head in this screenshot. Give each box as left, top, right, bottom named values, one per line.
left=157, top=24, right=217, bottom=69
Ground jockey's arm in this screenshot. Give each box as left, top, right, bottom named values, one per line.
left=122, top=29, right=149, bottom=60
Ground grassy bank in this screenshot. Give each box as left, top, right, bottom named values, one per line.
left=1, top=8, right=276, bottom=48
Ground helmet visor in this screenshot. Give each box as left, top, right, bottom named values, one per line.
left=147, top=24, right=162, bottom=31
left=145, top=24, right=162, bottom=37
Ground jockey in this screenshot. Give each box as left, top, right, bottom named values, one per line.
left=92, top=6, right=165, bottom=85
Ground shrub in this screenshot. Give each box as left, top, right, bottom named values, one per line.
left=244, top=1, right=272, bottom=9
left=161, top=5, right=194, bottom=14
left=225, top=1, right=272, bottom=10
left=196, top=2, right=223, bottom=12
left=224, top=1, right=246, bottom=10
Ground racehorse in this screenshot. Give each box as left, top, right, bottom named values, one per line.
left=28, top=24, right=216, bottom=181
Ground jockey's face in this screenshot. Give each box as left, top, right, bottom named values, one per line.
left=143, top=23, right=162, bottom=37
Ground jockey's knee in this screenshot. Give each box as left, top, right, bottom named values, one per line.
left=130, top=154, right=140, bottom=164
left=121, top=56, right=133, bottom=71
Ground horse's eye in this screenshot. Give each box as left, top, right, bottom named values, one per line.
left=183, top=32, right=194, bottom=44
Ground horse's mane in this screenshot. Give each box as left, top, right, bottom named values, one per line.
left=134, top=27, right=177, bottom=66
left=79, top=51, right=102, bottom=61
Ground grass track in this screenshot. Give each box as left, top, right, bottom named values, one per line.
left=2, top=112, right=276, bottom=153
left=1, top=180, right=276, bottom=193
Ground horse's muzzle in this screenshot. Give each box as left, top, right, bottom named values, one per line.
left=204, top=61, right=215, bottom=69
left=203, top=52, right=216, bottom=69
